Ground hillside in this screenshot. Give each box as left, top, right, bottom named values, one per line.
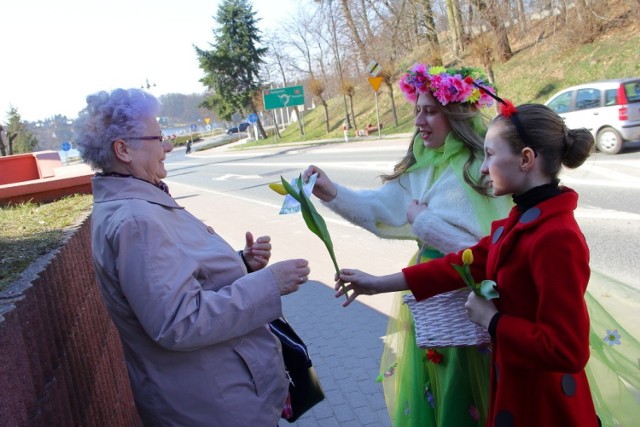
left=262, top=7, right=639, bottom=145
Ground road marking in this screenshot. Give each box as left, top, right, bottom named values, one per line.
left=213, top=173, right=262, bottom=181
left=564, top=164, right=640, bottom=184
left=560, top=175, right=640, bottom=189
left=575, top=207, right=640, bottom=220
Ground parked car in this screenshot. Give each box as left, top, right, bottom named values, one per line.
left=545, top=78, right=640, bottom=154
left=226, top=122, right=250, bottom=134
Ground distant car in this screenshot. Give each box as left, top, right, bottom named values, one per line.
left=545, top=78, right=640, bottom=154
left=226, top=122, right=250, bottom=134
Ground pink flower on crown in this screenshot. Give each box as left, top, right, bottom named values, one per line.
left=400, top=64, right=432, bottom=102
left=398, top=63, right=495, bottom=108
left=412, top=63, right=429, bottom=75
left=432, top=74, right=453, bottom=105
left=450, top=74, right=473, bottom=102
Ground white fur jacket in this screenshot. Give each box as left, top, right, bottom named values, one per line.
left=325, top=165, right=500, bottom=255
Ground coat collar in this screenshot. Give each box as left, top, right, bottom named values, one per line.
left=489, top=187, right=579, bottom=272
left=91, top=175, right=184, bottom=210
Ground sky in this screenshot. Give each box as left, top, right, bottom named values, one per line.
left=0, top=0, right=300, bottom=122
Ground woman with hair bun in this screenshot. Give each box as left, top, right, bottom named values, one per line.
left=335, top=102, right=600, bottom=426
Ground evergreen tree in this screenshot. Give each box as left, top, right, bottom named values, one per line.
left=195, top=0, right=268, bottom=138
left=4, top=107, right=38, bottom=154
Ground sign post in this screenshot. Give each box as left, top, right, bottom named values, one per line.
left=204, top=117, right=213, bottom=137
left=367, top=60, right=384, bottom=140
left=262, top=85, right=305, bottom=110
left=247, top=113, right=259, bottom=140
left=263, top=85, right=305, bottom=142
left=190, top=123, right=197, bottom=144
left=61, top=141, right=71, bottom=164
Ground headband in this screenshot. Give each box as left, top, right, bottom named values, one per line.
left=473, top=83, right=533, bottom=153
left=398, top=63, right=496, bottom=108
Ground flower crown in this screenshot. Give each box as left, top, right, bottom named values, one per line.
left=399, top=63, right=496, bottom=108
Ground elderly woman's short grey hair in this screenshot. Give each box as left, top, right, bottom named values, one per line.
left=74, top=88, right=161, bottom=171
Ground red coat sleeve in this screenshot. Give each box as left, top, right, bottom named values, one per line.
left=402, top=235, right=492, bottom=301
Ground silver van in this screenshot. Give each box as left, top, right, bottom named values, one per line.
left=545, top=78, right=640, bottom=154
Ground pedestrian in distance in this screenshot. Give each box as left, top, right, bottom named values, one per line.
left=74, top=88, right=310, bottom=426
left=334, top=101, right=600, bottom=426
left=304, top=64, right=512, bottom=426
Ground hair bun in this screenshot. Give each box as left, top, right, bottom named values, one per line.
left=562, top=127, right=594, bottom=169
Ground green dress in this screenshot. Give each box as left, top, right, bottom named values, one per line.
left=378, top=131, right=511, bottom=426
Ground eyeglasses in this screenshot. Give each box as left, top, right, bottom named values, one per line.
left=123, top=135, right=164, bottom=143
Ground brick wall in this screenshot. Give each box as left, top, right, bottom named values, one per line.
left=0, top=215, right=141, bottom=426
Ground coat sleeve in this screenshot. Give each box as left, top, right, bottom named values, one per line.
left=324, top=171, right=486, bottom=251
left=112, top=214, right=282, bottom=351
left=403, top=235, right=492, bottom=300
left=324, top=181, right=416, bottom=240
left=495, top=227, right=591, bottom=372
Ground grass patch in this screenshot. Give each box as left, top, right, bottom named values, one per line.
left=0, top=194, right=93, bottom=291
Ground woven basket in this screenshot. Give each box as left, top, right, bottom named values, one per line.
left=403, top=289, right=491, bottom=348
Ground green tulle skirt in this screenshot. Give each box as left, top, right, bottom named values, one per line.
left=379, top=252, right=640, bottom=426
left=379, top=248, right=490, bottom=426
left=583, top=270, right=640, bottom=426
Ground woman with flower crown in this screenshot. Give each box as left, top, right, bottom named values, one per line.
left=303, top=64, right=512, bottom=426
left=333, top=101, right=601, bottom=427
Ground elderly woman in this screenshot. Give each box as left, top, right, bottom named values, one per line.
left=74, top=88, right=310, bottom=426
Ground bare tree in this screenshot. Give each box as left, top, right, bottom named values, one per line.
left=315, top=0, right=352, bottom=128
left=342, top=81, right=358, bottom=129
left=379, top=59, right=400, bottom=127
left=446, top=0, right=464, bottom=57
left=469, top=0, right=513, bottom=62
left=414, top=0, right=443, bottom=65
left=310, top=78, right=331, bottom=133
left=514, top=0, right=527, bottom=32
left=339, top=0, right=370, bottom=67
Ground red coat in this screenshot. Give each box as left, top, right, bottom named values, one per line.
left=404, top=188, right=599, bottom=427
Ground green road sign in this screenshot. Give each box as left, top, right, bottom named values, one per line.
left=263, top=85, right=305, bottom=110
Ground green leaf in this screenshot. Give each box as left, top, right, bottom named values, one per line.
left=295, top=176, right=340, bottom=273
left=280, top=175, right=347, bottom=299
left=479, top=280, right=500, bottom=300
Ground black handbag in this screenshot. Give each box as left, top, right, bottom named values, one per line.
left=269, top=317, right=325, bottom=422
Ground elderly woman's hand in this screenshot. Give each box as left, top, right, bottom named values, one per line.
left=242, top=232, right=271, bottom=272
left=268, top=259, right=310, bottom=295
